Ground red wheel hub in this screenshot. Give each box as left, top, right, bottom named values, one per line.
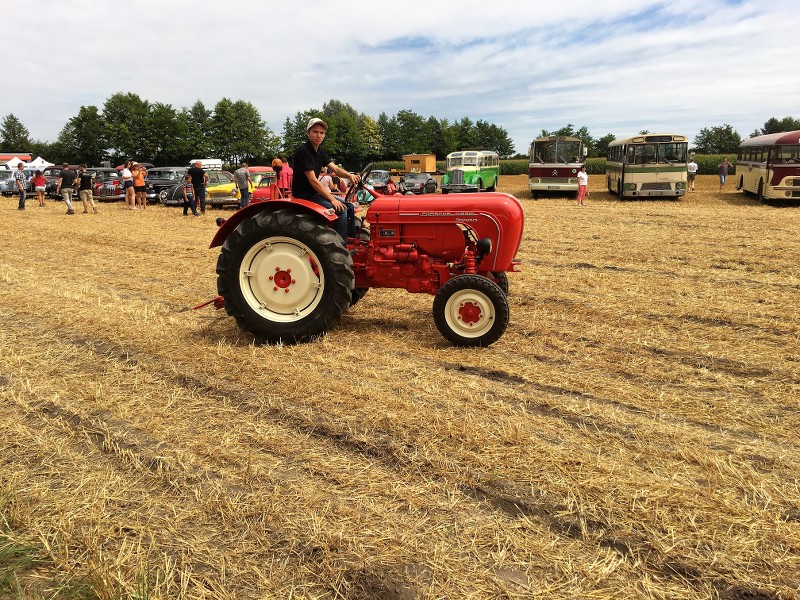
left=458, top=301, right=483, bottom=325
left=269, top=267, right=295, bottom=291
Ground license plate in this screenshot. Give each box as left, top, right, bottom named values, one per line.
left=547, top=185, right=561, bottom=189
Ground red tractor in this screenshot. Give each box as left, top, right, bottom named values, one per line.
left=209, top=165, right=524, bottom=346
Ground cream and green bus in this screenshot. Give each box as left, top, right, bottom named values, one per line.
left=736, top=130, right=800, bottom=201
left=440, top=149, right=500, bottom=194
left=606, top=134, right=688, bottom=198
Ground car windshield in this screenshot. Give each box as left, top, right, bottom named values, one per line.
left=0, top=171, right=11, bottom=180
left=367, top=171, right=389, bottom=184
left=43, top=168, right=61, bottom=177
left=148, top=170, right=181, bottom=180
left=405, top=173, right=426, bottom=182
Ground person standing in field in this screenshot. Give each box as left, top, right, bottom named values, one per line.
left=56, top=163, right=77, bottom=215
left=14, top=163, right=27, bottom=210
left=718, top=157, right=732, bottom=192
left=234, top=161, right=252, bottom=209
left=120, top=160, right=136, bottom=209
left=32, top=170, right=47, bottom=207
left=687, top=157, right=698, bottom=192
left=279, top=157, right=293, bottom=197
left=576, top=165, right=588, bottom=206
left=181, top=173, right=198, bottom=216
left=77, top=165, right=98, bottom=213
left=132, top=162, right=148, bottom=209
left=187, top=161, right=208, bottom=214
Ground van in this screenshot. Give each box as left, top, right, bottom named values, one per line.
left=189, top=158, right=223, bottom=170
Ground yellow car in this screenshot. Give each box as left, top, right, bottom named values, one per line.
left=206, top=170, right=255, bottom=207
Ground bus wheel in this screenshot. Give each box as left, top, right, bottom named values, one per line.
left=736, top=176, right=743, bottom=191
left=476, top=179, right=482, bottom=193
left=487, top=178, right=496, bottom=192
left=617, top=181, right=623, bottom=199
left=531, top=191, right=539, bottom=200
left=607, top=177, right=612, bottom=193
left=757, top=180, right=764, bottom=202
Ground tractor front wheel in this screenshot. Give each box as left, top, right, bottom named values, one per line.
left=216, top=208, right=354, bottom=343
left=433, top=275, right=509, bottom=347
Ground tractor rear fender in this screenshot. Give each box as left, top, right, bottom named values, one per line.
left=209, top=199, right=338, bottom=248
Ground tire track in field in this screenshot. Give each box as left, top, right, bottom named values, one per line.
left=2, top=312, right=791, bottom=597
left=1, top=343, right=423, bottom=598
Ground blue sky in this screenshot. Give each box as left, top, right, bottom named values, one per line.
left=5, top=0, right=799, bottom=156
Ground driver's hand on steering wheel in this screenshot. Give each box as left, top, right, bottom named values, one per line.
left=348, top=172, right=360, bottom=185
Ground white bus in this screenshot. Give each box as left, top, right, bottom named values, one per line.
left=736, top=130, right=800, bottom=201
left=606, top=134, right=688, bottom=198
left=528, top=135, right=587, bottom=198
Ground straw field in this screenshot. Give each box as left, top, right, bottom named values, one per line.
left=1, top=175, right=798, bottom=599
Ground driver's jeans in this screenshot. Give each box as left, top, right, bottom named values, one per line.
left=310, top=193, right=355, bottom=240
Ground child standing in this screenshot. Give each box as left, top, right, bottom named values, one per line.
left=182, top=174, right=198, bottom=216
left=577, top=165, right=588, bottom=206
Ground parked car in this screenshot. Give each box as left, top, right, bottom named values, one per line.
left=250, top=176, right=278, bottom=202
left=246, top=166, right=276, bottom=187
left=399, top=172, right=438, bottom=195
left=0, top=169, right=19, bottom=196
left=148, top=167, right=189, bottom=203
left=365, top=169, right=396, bottom=194
left=160, top=170, right=247, bottom=208
left=42, top=165, right=81, bottom=198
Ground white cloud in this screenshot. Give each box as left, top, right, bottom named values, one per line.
left=3, top=0, right=799, bottom=155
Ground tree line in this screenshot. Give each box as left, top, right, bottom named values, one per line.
left=2, top=95, right=797, bottom=167
left=0, top=94, right=515, bottom=168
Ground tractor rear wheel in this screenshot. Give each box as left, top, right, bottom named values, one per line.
left=433, top=275, right=509, bottom=347
left=216, top=208, right=354, bottom=343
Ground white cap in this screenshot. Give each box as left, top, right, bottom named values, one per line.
left=306, top=117, right=328, bottom=131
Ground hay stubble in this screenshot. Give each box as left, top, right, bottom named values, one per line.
left=1, top=176, right=798, bottom=599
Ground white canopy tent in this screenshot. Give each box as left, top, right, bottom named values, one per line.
left=28, top=156, right=54, bottom=169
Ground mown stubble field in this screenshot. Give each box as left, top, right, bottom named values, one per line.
left=1, top=174, right=799, bottom=599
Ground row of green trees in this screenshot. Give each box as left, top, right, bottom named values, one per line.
left=2, top=97, right=797, bottom=167
left=0, top=94, right=516, bottom=168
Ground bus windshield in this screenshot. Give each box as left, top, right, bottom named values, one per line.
left=626, top=143, right=686, bottom=164
left=531, top=140, right=582, bottom=164
left=774, top=145, right=800, bottom=164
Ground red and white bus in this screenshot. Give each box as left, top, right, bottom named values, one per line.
left=736, top=130, right=800, bottom=201
left=528, top=135, right=587, bottom=198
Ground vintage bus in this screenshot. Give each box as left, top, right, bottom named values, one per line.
left=606, top=134, right=688, bottom=198
left=440, top=149, right=500, bottom=193
left=528, top=135, right=587, bottom=198
left=736, top=130, right=800, bottom=201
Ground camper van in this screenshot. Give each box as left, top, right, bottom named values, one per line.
left=189, top=158, right=223, bottom=170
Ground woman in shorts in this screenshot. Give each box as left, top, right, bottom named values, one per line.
left=121, top=160, right=136, bottom=209
left=132, top=163, right=148, bottom=209
left=32, top=170, right=47, bottom=207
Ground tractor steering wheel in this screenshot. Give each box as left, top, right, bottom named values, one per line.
left=344, top=163, right=374, bottom=203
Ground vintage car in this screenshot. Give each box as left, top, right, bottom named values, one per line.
left=0, top=169, right=22, bottom=195
left=160, top=170, right=251, bottom=208
left=147, top=167, right=188, bottom=202
left=365, top=169, right=396, bottom=194
left=246, top=166, right=276, bottom=187
left=399, top=172, right=438, bottom=195
left=40, top=165, right=81, bottom=197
